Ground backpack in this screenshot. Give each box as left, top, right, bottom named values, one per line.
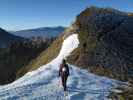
left=62, top=67, right=67, bottom=72
left=61, top=64, right=68, bottom=75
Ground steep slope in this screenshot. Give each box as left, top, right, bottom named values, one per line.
left=0, top=28, right=26, bottom=84
left=0, top=27, right=56, bottom=84
left=67, top=7, right=133, bottom=82
left=0, top=28, right=23, bottom=48
left=0, top=37, right=54, bottom=85
left=0, top=34, right=126, bottom=100
left=11, top=26, right=66, bottom=38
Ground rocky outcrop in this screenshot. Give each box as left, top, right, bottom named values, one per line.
left=68, top=7, right=133, bottom=81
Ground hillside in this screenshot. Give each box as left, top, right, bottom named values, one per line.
left=0, top=28, right=56, bottom=84
left=11, top=26, right=66, bottom=38
left=0, top=28, right=23, bottom=48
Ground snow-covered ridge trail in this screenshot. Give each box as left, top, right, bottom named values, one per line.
left=0, top=34, right=127, bottom=100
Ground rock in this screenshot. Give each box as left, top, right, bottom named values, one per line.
left=68, top=6, right=133, bottom=81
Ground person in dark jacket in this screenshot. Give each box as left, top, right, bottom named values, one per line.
left=59, top=59, right=70, bottom=91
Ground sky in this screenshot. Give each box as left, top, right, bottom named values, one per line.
left=0, top=0, right=133, bottom=31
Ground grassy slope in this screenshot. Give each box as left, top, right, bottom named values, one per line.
left=16, top=36, right=63, bottom=78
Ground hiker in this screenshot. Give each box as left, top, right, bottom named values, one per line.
left=59, top=59, right=70, bottom=91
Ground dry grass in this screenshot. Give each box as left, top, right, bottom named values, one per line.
left=16, top=36, right=63, bottom=78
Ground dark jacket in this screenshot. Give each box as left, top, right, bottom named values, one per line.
left=59, top=63, right=69, bottom=77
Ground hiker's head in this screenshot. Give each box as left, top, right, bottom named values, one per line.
left=63, top=59, right=66, bottom=64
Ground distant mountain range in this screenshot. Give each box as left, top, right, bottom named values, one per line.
left=0, top=28, right=24, bottom=48
left=11, top=26, right=66, bottom=38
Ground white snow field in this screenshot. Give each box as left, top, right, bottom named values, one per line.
left=0, top=34, right=127, bottom=100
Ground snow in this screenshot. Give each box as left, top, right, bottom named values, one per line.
left=0, top=34, right=127, bottom=100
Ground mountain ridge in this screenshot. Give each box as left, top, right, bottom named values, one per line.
left=11, top=26, right=66, bottom=38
